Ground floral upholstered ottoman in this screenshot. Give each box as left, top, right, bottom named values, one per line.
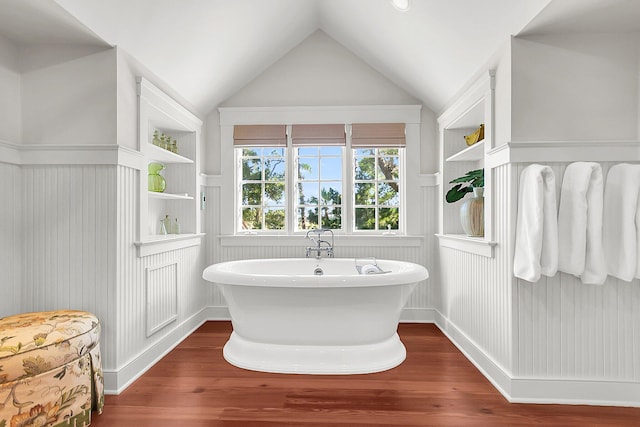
left=0, top=310, right=104, bottom=427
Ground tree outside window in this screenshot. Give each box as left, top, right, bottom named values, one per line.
left=240, top=147, right=286, bottom=230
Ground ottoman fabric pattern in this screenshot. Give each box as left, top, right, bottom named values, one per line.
left=0, top=310, right=104, bottom=427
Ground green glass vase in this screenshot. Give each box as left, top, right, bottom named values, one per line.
left=148, top=162, right=166, bottom=192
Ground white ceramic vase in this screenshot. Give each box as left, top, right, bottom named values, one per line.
left=459, top=187, right=484, bottom=237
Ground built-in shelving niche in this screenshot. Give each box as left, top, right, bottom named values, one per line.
left=437, top=71, right=496, bottom=257
left=135, top=77, right=204, bottom=257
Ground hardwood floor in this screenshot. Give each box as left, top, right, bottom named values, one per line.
left=92, top=322, right=640, bottom=426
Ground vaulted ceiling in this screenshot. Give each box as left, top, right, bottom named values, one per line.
left=2, top=0, right=639, bottom=116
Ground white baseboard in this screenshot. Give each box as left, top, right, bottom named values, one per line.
left=103, top=307, right=211, bottom=394
left=207, top=305, right=231, bottom=320
left=400, top=307, right=436, bottom=323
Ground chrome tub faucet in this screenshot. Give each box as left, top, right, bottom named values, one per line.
left=305, top=228, right=334, bottom=259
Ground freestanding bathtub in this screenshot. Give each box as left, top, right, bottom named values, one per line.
left=202, top=257, right=429, bottom=374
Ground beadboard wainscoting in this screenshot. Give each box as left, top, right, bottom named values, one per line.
left=0, top=144, right=209, bottom=395
left=109, top=165, right=208, bottom=394
left=438, top=145, right=640, bottom=407
left=436, top=163, right=514, bottom=389
left=0, top=161, right=23, bottom=316
left=510, top=161, right=640, bottom=406
left=201, top=174, right=440, bottom=322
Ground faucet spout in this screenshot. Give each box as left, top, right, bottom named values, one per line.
left=304, top=228, right=334, bottom=259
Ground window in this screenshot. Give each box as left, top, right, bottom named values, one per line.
left=235, top=125, right=287, bottom=231
left=239, top=146, right=286, bottom=230
left=295, top=146, right=343, bottom=230
left=234, top=123, right=405, bottom=233
left=353, top=147, right=400, bottom=230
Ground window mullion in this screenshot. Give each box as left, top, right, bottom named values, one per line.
left=286, top=126, right=295, bottom=234
left=344, top=139, right=354, bottom=234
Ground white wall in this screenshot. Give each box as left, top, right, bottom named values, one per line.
left=21, top=46, right=117, bottom=145
left=511, top=32, right=640, bottom=141
left=437, top=30, right=640, bottom=405
left=0, top=36, right=22, bottom=315
left=205, top=30, right=438, bottom=174
left=512, top=161, right=640, bottom=382
left=0, top=34, right=21, bottom=144
left=1, top=44, right=208, bottom=393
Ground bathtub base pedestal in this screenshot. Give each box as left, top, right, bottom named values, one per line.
left=223, top=331, right=407, bottom=375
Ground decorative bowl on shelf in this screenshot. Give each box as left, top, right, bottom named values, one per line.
left=464, top=124, right=484, bottom=146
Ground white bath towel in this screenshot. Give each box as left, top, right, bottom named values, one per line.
left=557, top=162, right=607, bottom=285
left=637, top=204, right=640, bottom=279
left=514, top=164, right=558, bottom=282
left=602, top=163, right=640, bottom=282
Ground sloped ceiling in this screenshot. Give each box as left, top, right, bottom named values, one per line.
left=47, top=0, right=556, bottom=115
left=15, top=0, right=633, bottom=116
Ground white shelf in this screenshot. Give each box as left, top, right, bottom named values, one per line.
left=146, top=143, right=193, bottom=164
left=135, top=233, right=205, bottom=257
left=436, top=233, right=496, bottom=258
left=148, top=191, right=193, bottom=200
left=446, top=140, right=485, bottom=162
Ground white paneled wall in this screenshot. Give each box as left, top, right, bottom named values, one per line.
left=145, top=262, right=178, bottom=336
left=0, top=162, right=22, bottom=316
left=438, top=163, right=513, bottom=373
left=513, top=161, right=640, bottom=381
left=115, top=165, right=206, bottom=382
left=17, top=164, right=118, bottom=368
left=2, top=160, right=207, bottom=392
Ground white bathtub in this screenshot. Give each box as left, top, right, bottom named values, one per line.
left=202, top=257, right=429, bottom=374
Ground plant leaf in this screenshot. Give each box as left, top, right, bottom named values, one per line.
left=445, top=184, right=472, bottom=203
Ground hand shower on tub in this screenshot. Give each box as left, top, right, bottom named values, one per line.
left=355, top=258, right=389, bottom=274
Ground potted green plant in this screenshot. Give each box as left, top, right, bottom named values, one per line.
left=445, top=169, right=484, bottom=203
left=445, top=169, right=484, bottom=237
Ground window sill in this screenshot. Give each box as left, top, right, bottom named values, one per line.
left=436, top=233, right=496, bottom=258
left=220, top=234, right=424, bottom=248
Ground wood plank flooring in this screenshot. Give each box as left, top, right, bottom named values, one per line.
left=91, top=322, right=640, bottom=426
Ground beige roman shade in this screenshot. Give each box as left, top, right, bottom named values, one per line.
left=233, top=125, right=287, bottom=146
left=291, top=124, right=346, bottom=146
left=351, top=123, right=406, bottom=147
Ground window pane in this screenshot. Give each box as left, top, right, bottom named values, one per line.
left=264, top=183, right=285, bottom=206
left=242, top=147, right=261, bottom=156
left=379, top=208, right=399, bottom=230
left=354, top=157, right=375, bottom=180
left=242, top=158, right=261, bottom=180
left=377, top=157, right=399, bottom=180
left=298, top=182, right=318, bottom=204
left=321, top=184, right=342, bottom=204
left=242, top=208, right=262, bottom=230
left=265, top=158, right=285, bottom=181
left=355, top=208, right=375, bottom=230
left=378, top=182, right=399, bottom=206
left=242, top=183, right=262, bottom=205
left=298, top=147, right=318, bottom=156
left=320, top=206, right=341, bottom=229
left=297, top=158, right=318, bottom=180
left=379, top=148, right=398, bottom=156
left=264, top=148, right=284, bottom=156
left=354, top=148, right=375, bottom=156
left=354, top=183, right=375, bottom=205
left=297, top=207, right=318, bottom=230
left=264, top=208, right=285, bottom=229
left=320, top=157, right=342, bottom=180
left=320, top=146, right=341, bottom=155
